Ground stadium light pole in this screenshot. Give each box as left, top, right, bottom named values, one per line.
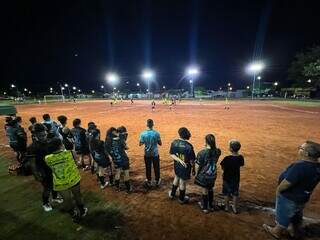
left=136, top=82, right=141, bottom=93
left=246, top=62, right=265, bottom=99
left=64, top=83, right=71, bottom=98
left=141, top=69, right=155, bottom=99
left=185, top=66, right=200, bottom=98
left=105, top=72, right=120, bottom=96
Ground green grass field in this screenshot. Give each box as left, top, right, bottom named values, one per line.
left=0, top=157, right=128, bottom=240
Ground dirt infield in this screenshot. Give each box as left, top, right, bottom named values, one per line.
left=1, top=100, right=320, bottom=240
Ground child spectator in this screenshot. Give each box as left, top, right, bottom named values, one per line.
left=220, top=139, right=244, bottom=214
left=57, top=115, right=74, bottom=151
left=168, top=127, right=196, bottom=204
left=195, top=134, right=221, bottom=213
left=105, top=127, right=132, bottom=193
left=89, top=129, right=114, bottom=188
left=71, top=118, right=92, bottom=171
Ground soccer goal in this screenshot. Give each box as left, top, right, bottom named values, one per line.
left=43, top=95, right=65, bottom=103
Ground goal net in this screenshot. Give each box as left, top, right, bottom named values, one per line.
left=43, top=95, right=65, bottom=103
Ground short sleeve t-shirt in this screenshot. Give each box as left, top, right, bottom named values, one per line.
left=196, top=148, right=221, bottom=171
left=71, top=127, right=88, bottom=150
left=278, top=160, right=320, bottom=204
left=220, top=155, right=244, bottom=183
left=169, top=139, right=195, bottom=165
left=140, top=129, right=161, bottom=157
left=90, top=140, right=110, bottom=167
left=108, top=137, right=129, bottom=168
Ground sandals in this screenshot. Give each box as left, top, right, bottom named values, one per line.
left=262, top=224, right=280, bottom=239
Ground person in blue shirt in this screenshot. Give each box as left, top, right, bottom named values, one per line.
left=263, top=141, right=320, bottom=239
left=139, top=119, right=162, bottom=189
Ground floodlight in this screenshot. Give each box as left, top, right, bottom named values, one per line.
left=142, top=69, right=155, bottom=80
left=11, top=84, right=16, bottom=88
left=247, top=62, right=265, bottom=74
left=186, top=66, right=200, bottom=76
left=64, top=83, right=68, bottom=87
left=106, top=72, right=120, bottom=85
left=72, top=86, right=76, bottom=90
left=307, top=79, right=312, bottom=83
left=274, top=82, right=278, bottom=86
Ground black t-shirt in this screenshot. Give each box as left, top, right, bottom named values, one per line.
left=25, top=140, right=50, bottom=172
left=220, top=155, right=244, bottom=183
left=90, top=140, right=110, bottom=167
left=169, top=139, right=195, bottom=165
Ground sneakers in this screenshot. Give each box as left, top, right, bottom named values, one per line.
left=198, top=202, right=209, bottom=214
left=168, top=190, right=175, bottom=200
left=43, top=204, right=53, bottom=212
left=81, top=207, right=88, bottom=217
left=100, top=182, right=109, bottom=189
left=155, top=178, right=162, bottom=187
left=178, top=196, right=190, bottom=204
left=52, top=198, right=64, bottom=204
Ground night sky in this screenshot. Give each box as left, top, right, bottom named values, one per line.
left=1, top=0, right=320, bottom=93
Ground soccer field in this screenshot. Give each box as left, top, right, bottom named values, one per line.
left=1, top=99, right=320, bottom=240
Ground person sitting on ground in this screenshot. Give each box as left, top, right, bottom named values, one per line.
left=45, top=138, right=87, bottom=223
left=168, top=127, right=196, bottom=204
left=28, top=117, right=37, bottom=142
left=220, top=139, right=244, bottom=214
left=263, top=141, right=320, bottom=239
left=195, top=134, right=221, bottom=213
left=71, top=118, right=92, bottom=171
left=24, top=123, right=62, bottom=212
left=105, top=127, right=132, bottom=193
left=57, top=115, right=74, bottom=151
left=89, top=129, right=114, bottom=189
left=139, top=119, right=162, bottom=189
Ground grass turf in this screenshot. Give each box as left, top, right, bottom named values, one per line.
left=0, top=157, right=127, bottom=240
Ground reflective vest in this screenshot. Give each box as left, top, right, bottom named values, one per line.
left=45, top=150, right=80, bottom=191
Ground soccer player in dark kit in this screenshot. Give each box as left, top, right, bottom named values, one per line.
left=168, top=127, right=196, bottom=204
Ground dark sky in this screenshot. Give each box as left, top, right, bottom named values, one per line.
left=1, top=0, right=320, bottom=93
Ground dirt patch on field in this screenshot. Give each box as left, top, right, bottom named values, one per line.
left=1, top=100, right=320, bottom=240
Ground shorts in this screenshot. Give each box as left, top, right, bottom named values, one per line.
left=275, top=194, right=305, bottom=228
left=174, top=162, right=191, bottom=181
left=98, top=165, right=113, bottom=177
left=222, top=180, right=239, bottom=196
left=114, top=162, right=130, bottom=171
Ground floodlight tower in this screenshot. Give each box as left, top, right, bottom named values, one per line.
left=246, top=62, right=265, bottom=99
left=105, top=72, right=120, bottom=96
left=185, top=66, right=200, bottom=98
left=141, top=69, right=155, bottom=98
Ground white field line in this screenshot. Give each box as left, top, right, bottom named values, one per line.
left=269, top=104, right=319, bottom=114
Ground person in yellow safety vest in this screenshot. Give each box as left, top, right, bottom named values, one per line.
left=45, top=138, right=88, bottom=223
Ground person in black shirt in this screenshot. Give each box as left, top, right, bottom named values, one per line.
left=71, top=118, right=92, bottom=171
left=57, top=115, right=74, bottom=151
left=89, top=129, right=114, bottom=189
left=24, top=123, right=62, bottom=212
left=169, top=127, right=196, bottom=204
left=195, top=134, right=221, bottom=213
left=105, top=127, right=132, bottom=193
left=28, top=117, right=37, bottom=143
left=220, top=139, right=244, bottom=214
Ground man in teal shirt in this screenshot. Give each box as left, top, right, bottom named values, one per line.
left=139, top=119, right=162, bottom=188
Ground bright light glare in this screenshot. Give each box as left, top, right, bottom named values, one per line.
left=11, top=84, right=16, bottom=88
left=307, top=79, right=312, bottom=83
left=247, top=62, right=265, bottom=73
left=61, top=87, right=65, bottom=90
left=106, top=73, right=120, bottom=85
left=64, top=83, right=68, bottom=87
left=142, top=69, right=154, bottom=79
left=274, top=82, right=278, bottom=86
left=186, top=66, right=200, bottom=76
left=72, top=86, right=76, bottom=90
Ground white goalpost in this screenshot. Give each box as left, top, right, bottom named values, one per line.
left=43, top=95, right=65, bottom=103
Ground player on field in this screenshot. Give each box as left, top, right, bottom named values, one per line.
left=168, top=127, right=196, bottom=204
left=151, top=100, right=156, bottom=112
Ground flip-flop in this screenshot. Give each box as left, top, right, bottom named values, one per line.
left=262, top=224, right=280, bottom=239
